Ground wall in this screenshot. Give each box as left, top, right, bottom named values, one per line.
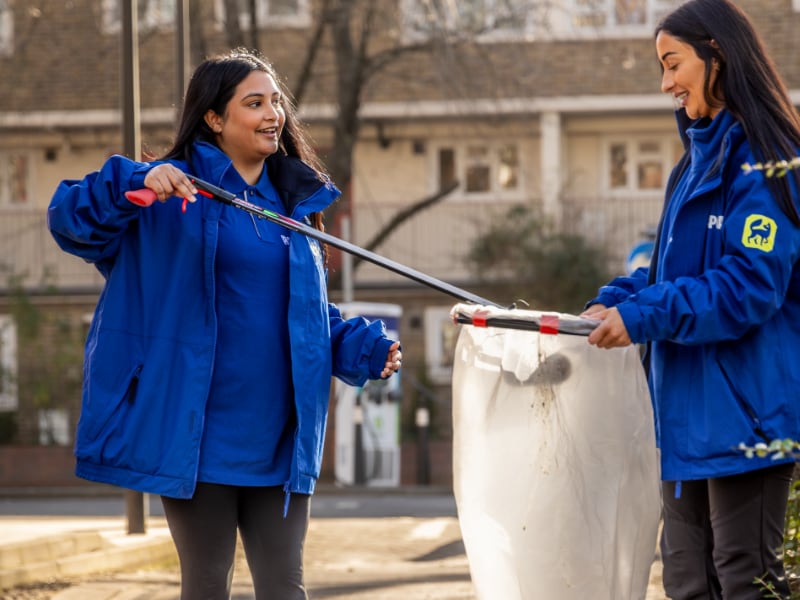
left=0, top=445, right=89, bottom=489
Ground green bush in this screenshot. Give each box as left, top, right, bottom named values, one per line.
left=466, top=205, right=613, bottom=314
left=784, top=470, right=800, bottom=596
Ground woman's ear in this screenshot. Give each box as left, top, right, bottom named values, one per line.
left=204, top=110, right=223, bottom=134
left=709, top=38, right=725, bottom=61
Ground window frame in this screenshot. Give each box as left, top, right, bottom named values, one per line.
left=569, top=0, right=676, bottom=35
left=402, top=0, right=681, bottom=42
left=213, top=0, right=311, bottom=30
left=429, top=140, right=526, bottom=202
left=601, top=135, right=683, bottom=197
left=101, top=0, right=176, bottom=34
left=402, top=0, right=536, bottom=42
left=0, top=0, right=12, bottom=57
left=0, top=151, right=33, bottom=210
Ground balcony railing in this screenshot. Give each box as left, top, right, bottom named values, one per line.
left=0, top=196, right=663, bottom=295
left=0, top=210, right=104, bottom=293
left=350, top=195, right=663, bottom=285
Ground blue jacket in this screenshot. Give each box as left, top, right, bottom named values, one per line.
left=48, top=142, right=395, bottom=498
left=590, top=109, right=800, bottom=481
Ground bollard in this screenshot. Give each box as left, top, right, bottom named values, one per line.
left=415, top=405, right=430, bottom=485
left=125, top=489, right=147, bottom=534
left=353, top=397, right=366, bottom=485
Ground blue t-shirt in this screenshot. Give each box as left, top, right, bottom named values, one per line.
left=198, top=174, right=295, bottom=486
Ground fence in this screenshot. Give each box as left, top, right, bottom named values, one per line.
left=0, top=210, right=104, bottom=292
left=0, top=196, right=662, bottom=294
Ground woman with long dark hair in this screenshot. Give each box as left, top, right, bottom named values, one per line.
left=583, top=1, right=800, bottom=597
left=48, top=49, right=402, bottom=599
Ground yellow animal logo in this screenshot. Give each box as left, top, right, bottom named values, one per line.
left=742, top=214, right=777, bottom=252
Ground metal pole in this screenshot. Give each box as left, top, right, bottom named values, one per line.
left=121, top=0, right=146, bottom=535
left=175, top=0, right=191, bottom=112
left=341, top=216, right=354, bottom=303
left=126, top=179, right=501, bottom=307
left=121, top=0, right=141, bottom=161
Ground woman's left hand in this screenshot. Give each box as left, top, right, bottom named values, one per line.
left=380, top=341, right=402, bottom=379
left=585, top=307, right=633, bottom=349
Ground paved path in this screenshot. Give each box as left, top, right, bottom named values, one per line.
left=1, top=514, right=667, bottom=599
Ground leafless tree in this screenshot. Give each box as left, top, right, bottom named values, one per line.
left=205, top=0, right=554, bottom=275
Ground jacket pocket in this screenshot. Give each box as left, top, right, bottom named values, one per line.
left=249, top=213, right=286, bottom=244
left=81, top=363, right=142, bottom=443
left=716, top=354, right=769, bottom=443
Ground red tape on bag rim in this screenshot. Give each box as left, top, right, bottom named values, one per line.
left=540, top=314, right=560, bottom=335
left=472, top=309, right=490, bottom=328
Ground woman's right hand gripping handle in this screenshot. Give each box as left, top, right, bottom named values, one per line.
left=125, top=164, right=198, bottom=208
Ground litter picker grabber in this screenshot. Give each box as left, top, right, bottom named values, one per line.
left=126, top=176, right=499, bottom=307
left=125, top=176, right=599, bottom=336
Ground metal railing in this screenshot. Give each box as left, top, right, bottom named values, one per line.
left=0, top=210, right=104, bottom=293
left=0, top=196, right=662, bottom=293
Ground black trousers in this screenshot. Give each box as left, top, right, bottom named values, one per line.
left=660, top=463, right=794, bottom=600
left=161, top=483, right=310, bottom=600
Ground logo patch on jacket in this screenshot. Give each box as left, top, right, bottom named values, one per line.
left=742, top=214, right=777, bottom=252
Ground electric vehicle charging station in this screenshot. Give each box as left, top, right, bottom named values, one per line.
left=334, top=302, right=402, bottom=487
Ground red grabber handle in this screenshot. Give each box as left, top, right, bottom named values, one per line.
left=125, top=188, right=194, bottom=212
left=125, top=189, right=159, bottom=206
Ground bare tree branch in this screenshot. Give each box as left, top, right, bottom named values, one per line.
left=248, top=0, right=258, bottom=51
left=349, top=181, right=459, bottom=272
left=222, top=0, right=245, bottom=48
left=292, top=0, right=332, bottom=106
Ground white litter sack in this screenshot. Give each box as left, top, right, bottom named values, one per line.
left=450, top=303, right=661, bottom=600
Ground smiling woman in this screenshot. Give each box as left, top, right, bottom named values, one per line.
left=47, top=48, right=402, bottom=600
left=203, top=70, right=285, bottom=184
left=582, top=1, right=800, bottom=598
left=656, top=30, right=723, bottom=120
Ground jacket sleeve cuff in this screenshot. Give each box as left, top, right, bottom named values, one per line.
left=616, top=302, right=646, bottom=344
left=129, top=164, right=153, bottom=192
left=369, top=337, right=397, bottom=379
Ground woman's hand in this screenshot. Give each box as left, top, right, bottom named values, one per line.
left=581, top=303, right=607, bottom=318
left=583, top=306, right=633, bottom=349
left=380, top=341, right=402, bottom=379
left=143, top=164, right=198, bottom=204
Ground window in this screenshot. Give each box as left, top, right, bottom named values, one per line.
left=0, top=153, right=31, bottom=208
left=570, top=0, right=677, bottom=35
left=215, top=0, right=311, bottom=29
left=433, top=141, right=522, bottom=200
left=403, top=0, right=533, bottom=40
left=604, top=136, right=682, bottom=195
left=102, top=0, right=175, bottom=33
left=0, top=315, right=17, bottom=412
left=0, top=0, right=12, bottom=57
left=404, top=0, right=682, bottom=41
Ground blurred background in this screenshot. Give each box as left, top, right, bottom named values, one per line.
left=1, top=0, right=799, bottom=493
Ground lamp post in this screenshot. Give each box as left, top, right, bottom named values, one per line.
left=121, top=0, right=145, bottom=535
left=175, top=0, right=190, bottom=111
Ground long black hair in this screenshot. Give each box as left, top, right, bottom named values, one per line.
left=162, top=48, right=328, bottom=234
left=656, top=0, right=800, bottom=226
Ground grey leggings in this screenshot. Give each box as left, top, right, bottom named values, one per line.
left=661, top=463, right=794, bottom=600
left=161, top=483, right=310, bottom=600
